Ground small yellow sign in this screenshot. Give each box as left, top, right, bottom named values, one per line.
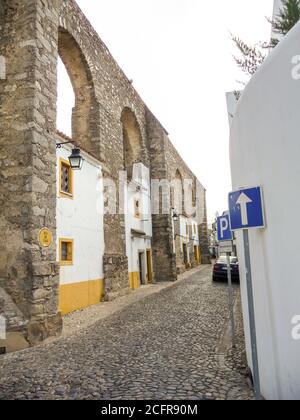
left=39, top=228, right=53, bottom=248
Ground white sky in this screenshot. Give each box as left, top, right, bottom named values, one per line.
left=57, top=0, right=274, bottom=224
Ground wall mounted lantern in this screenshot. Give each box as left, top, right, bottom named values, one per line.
left=56, top=141, right=84, bottom=170
left=172, top=209, right=179, bottom=222
left=68, top=147, right=84, bottom=170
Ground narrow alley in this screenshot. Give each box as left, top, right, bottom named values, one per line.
left=0, top=266, right=253, bottom=400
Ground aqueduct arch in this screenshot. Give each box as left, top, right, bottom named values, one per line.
left=58, top=28, right=99, bottom=155
left=172, top=169, right=184, bottom=215
left=121, top=107, right=144, bottom=178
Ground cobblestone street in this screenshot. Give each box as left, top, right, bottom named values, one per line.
left=0, top=266, right=254, bottom=400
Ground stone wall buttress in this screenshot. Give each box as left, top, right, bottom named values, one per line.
left=146, top=110, right=177, bottom=283
left=0, top=0, right=62, bottom=345
left=199, top=190, right=210, bottom=264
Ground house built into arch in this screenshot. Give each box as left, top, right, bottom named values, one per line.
left=0, top=0, right=209, bottom=350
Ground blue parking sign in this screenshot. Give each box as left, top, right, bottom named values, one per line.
left=217, top=214, right=233, bottom=242
left=229, top=187, right=265, bottom=231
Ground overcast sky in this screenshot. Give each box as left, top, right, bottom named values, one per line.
left=57, top=0, right=274, bottom=224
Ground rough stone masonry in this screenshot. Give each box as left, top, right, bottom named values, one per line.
left=0, top=0, right=210, bottom=347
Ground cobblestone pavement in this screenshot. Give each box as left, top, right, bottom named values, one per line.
left=0, top=266, right=254, bottom=400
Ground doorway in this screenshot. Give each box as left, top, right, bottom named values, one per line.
left=138, top=252, right=145, bottom=285
left=198, top=247, right=202, bottom=265
left=183, top=244, right=188, bottom=265
left=194, top=246, right=198, bottom=264
left=146, top=249, right=153, bottom=284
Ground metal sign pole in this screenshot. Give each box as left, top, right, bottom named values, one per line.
left=243, top=229, right=261, bottom=400
left=226, top=251, right=236, bottom=348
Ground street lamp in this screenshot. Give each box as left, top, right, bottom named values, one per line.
left=56, top=141, right=84, bottom=170
left=68, top=147, right=84, bottom=170
left=172, top=208, right=179, bottom=222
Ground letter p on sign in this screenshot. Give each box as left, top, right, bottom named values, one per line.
left=221, top=218, right=228, bottom=237
left=217, top=214, right=233, bottom=242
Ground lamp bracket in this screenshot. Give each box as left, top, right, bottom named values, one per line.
left=56, top=141, right=76, bottom=149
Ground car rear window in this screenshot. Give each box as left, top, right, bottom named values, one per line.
left=217, top=256, right=238, bottom=264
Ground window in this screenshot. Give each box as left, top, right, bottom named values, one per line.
left=59, top=239, right=73, bottom=266
left=59, top=158, right=73, bottom=198
left=134, top=199, right=141, bottom=219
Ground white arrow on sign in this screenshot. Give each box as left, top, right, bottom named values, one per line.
left=236, top=192, right=253, bottom=226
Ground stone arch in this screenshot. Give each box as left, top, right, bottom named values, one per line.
left=187, top=181, right=196, bottom=218
left=58, top=28, right=99, bottom=155
left=175, top=169, right=183, bottom=181
left=172, top=169, right=184, bottom=214
left=121, top=107, right=143, bottom=178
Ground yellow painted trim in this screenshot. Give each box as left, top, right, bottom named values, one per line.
left=59, top=238, right=74, bottom=266
left=194, top=245, right=198, bottom=264
left=59, top=279, right=104, bottom=315
left=39, top=228, right=53, bottom=248
left=59, top=157, right=74, bottom=199
left=129, top=272, right=140, bottom=290
left=198, top=246, right=202, bottom=265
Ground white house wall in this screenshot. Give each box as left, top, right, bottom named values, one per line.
left=226, top=91, right=240, bottom=127
left=125, top=163, right=153, bottom=289
left=56, top=146, right=104, bottom=314
left=178, top=216, right=200, bottom=264
left=229, top=22, right=300, bottom=400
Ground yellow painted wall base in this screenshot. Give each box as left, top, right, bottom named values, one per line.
left=59, top=279, right=104, bottom=315
left=198, top=246, right=202, bottom=265
left=129, top=272, right=140, bottom=290
left=194, top=246, right=202, bottom=265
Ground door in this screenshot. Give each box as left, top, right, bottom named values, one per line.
left=198, top=246, right=202, bottom=265
left=194, top=246, right=199, bottom=264
left=146, top=250, right=153, bottom=284
left=138, top=252, right=145, bottom=285
left=183, top=244, right=188, bottom=265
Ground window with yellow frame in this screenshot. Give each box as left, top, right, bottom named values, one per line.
left=59, top=158, right=73, bottom=198
left=59, top=238, right=74, bottom=266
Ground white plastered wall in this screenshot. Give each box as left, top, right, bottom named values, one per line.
left=230, top=22, right=300, bottom=400
left=56, top=145, right=104, bottom=285
left=125, top=163, right=152, bottom=282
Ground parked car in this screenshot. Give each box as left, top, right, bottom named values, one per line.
left=212, top=256, right=240, bottom=283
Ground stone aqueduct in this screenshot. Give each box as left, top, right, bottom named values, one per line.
left=0, top=0, right=209, bottom=345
